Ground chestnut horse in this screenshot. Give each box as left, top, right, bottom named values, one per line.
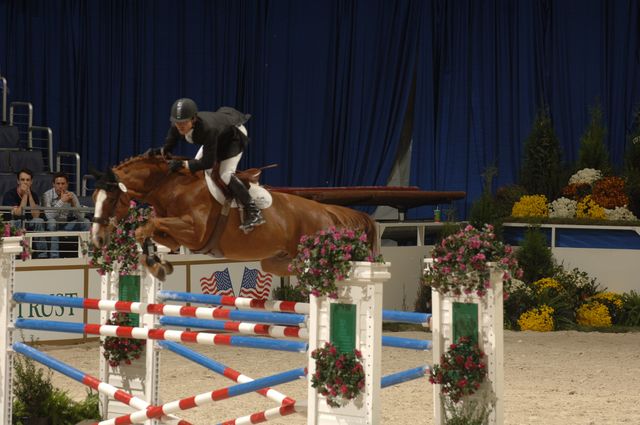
left=91, top=155, right=376, bottom=279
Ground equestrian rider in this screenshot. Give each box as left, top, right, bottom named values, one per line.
left=153, top=98, right=265, bottom=232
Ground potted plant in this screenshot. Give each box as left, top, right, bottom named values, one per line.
left=101, top=312, right=146, bottom=369
left=310, top=342, right=365, bottom=407
left=422, top=224, right=522, bottom=297
left=429, top=336, right=493, bottom=425
left=288, top=226, right=381, bottom=298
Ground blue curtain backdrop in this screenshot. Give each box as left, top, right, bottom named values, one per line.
left=1, top=0, right=639, bottom=218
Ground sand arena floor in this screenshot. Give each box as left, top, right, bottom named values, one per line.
left=38, top=330, right=640, bottom=424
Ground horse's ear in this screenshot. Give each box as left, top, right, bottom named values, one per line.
left=88, top=164, right=105, bottom=180
left=106, top=168, right=118, bottom=182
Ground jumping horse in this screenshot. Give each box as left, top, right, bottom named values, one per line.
left=91, top=155, right=377, bottom=280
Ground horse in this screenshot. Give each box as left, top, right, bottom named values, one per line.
left=91, top=155, right=377, bottom=280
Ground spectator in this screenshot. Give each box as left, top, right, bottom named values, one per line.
left=42, top=172, right=90, bottom=259
left=1, top=168, right=47, bottom=257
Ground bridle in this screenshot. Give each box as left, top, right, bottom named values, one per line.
left=91, top=174, right=129, bottom=226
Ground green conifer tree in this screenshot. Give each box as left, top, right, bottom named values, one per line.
left=519, top=108, right=563, bottom=200
left=623, top=108, right=640, bottom=216
left=576, top=104, right=612, bottom=174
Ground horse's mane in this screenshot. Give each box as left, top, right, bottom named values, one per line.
left=113, top=154, right=189, bottom=171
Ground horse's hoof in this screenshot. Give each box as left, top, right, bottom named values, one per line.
left=161, top=260, right=174, bottom=275
left=155, top=267, right=166, bottom=281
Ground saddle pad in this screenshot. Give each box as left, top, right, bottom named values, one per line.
left=204, top=170, right=273, bottom=209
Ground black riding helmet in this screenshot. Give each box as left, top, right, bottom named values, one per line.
left=170, top=98, right=198, bottom=123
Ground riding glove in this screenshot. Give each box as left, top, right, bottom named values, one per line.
left=148, top=147, right=164, bottom=156
left=168, top=160, right=184, bottom=172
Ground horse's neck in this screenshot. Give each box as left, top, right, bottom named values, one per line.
left=117, top=166, right=164, bottom=199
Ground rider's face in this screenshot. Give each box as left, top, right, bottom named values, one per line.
left=174, top=118, right=195, bottom=135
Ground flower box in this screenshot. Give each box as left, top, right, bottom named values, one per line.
left=503, top=222, right=640, bottom=293
left=1, top=236, right=23, bottom=254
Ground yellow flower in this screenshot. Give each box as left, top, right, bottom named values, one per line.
left=576, top=302, right=611, bottom=327
left=518, top=305, right=555, bottom=332
left=592, top=292, right=623, bottom=310
left=512, top=195, right=549, bottom=217
left=576, top=195, right=606, bottom=219
left=532, top=277, right=563, bottom=294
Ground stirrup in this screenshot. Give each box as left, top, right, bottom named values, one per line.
left=239, top=215, right=265, bottom=234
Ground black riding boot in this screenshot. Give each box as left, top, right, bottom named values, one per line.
left=228, top=175, right=265, bottom=232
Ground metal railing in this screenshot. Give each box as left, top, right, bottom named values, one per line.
left=56, top=152, right=81, bottom=194
left=9, top=101, right=32, bottom=149
left=31, top=125, right=53, bottom=172
left=1, top=76, right=7, bottom=124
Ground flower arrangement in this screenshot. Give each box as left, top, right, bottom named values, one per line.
left=568, top=168, right=602, bottom=186
left=84, top=201, right=154, bottom=275
left=288, top=227, right=379, bottom=298
left=1, top=221, right=31, bottom=261
left=561, top=182, right=592, bottom=201
left=576, top=292, right=624, bottom=327
left=422, top=224, right=522, bottom=297
left=532, top=277, right=563, bottom=294
left=511, top=195, right=549, bottom=218
left=429, top=336, right=487, bottom=403
left=517, top=305, right=555, bottom=331
left=604, top=206, right=637, bottom=221
left=548, top=197, right=577, bottom=219
left=576, top=302, right=611, bottom=327
left=591, top=176, right=628, bottom=208
left=310, top=342, right=365, bottom=407
left=576, top=195, right=606, bottom=219
left=101, top=312, right=146, bottom=368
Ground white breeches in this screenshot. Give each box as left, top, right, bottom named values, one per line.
left=195, top=125, right=247, bottom=185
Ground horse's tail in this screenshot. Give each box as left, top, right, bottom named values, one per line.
left=325, top=205, right=378, bottom=253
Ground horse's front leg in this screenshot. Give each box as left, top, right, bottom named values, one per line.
left=141, top=216, right=207, bottom=251
left=135, top=221, right=179, bottom=281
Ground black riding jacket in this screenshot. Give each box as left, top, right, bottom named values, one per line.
left=163, top=107, right=251, bottom=172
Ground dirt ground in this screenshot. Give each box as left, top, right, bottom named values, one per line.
left=36, top=329, right=640, bottom=424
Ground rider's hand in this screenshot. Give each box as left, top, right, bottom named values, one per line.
left=146, top=147, right=163, bottom=157
left=168, top=160, right=184, bottom=173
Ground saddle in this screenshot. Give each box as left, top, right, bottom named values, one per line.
left=211, top=164, right=277, bottom=197
left=198, top=163, right=277, bottom=257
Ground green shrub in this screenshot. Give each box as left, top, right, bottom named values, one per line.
left=12, top=353, right=54, bottom=421
left=495, top=185, right=528, bottom=218
left=576, top=103, right=612, bottom=174
left=272, top=280, right=308, bottom=302
left=519, top=108, right=564, bottom=200
left=12, top=354, right=101, bottom=424
left=469, top=167, right=504, bottom=235
left=504, top=280, right=535, bottom=329
left=619, top=290, right=640, bottom=327
left=623, top=110, right=640, bottom=216
left=414, top=281, right=432, bottom=313
left=515, top=227, right=555, bottom=284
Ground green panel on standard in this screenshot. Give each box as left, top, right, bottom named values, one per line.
left=330, top=303, right=356, bottom=353
left=119, top=275, right=140, bottom=325
left=453, top=302, right=478, bottom=344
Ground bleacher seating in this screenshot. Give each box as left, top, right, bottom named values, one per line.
left=0, top=124, right=52, bottom=198
left=0, top=125, right=19, bottom=149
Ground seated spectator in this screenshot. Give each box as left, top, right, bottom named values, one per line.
left=1, top=168, right=47, bottom=257
left=42, top=172, right=91, bottom=259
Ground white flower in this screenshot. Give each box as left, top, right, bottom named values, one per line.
left=604, top=206, right=638, bottom=221
left=568, top=168, right=602, bottom=186
left=548, top=197, right=577, bottom=218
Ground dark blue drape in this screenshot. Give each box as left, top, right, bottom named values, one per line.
left=1, top=0, right=639, bottom=218
left=410, top=0, right=640, bottom=218
left=0, top=0, right=419, bottom=190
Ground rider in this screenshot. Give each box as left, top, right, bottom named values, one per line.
left=153, top=98, right=265, bottom=232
